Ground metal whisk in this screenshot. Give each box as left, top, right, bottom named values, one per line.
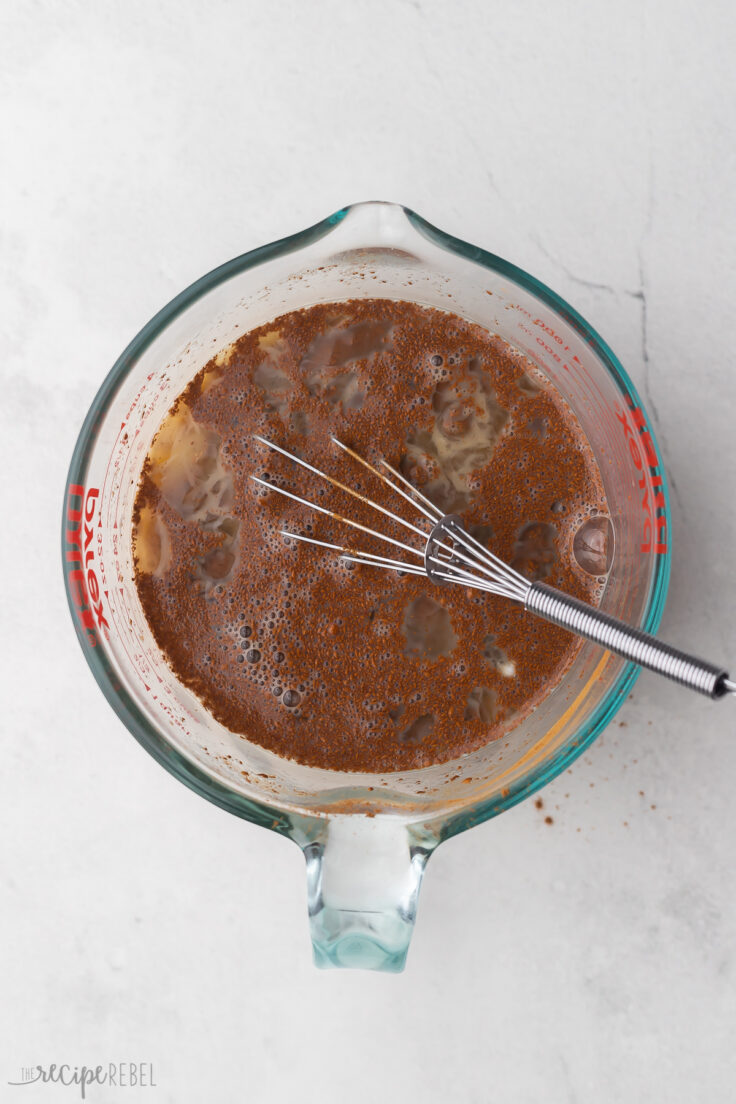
left=251, top=436, right=735, bottom=701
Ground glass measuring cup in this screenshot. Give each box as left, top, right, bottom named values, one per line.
left=62, top=201, right=671, bottom=972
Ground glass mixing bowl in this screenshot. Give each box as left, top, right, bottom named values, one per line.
left=62, top=201, right=670, bottom=971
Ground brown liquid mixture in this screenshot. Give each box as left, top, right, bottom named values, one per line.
left=133, top=300, right=611, bottom=772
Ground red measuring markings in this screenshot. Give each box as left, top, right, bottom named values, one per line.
left=514, top=316, right=581, bottom=374
left=123, top=376, right=152, bottom=423
left=64, top=484, right=111, bottom=646
left=531, top=317, right=580, bottom=371
left=615, top=400, right=668, bottom=555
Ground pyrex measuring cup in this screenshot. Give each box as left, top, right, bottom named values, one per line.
left=62, top=201, right=671, bottom=972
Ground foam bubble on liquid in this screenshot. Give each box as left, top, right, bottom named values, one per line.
left=573, top=515, right=614, bottom=576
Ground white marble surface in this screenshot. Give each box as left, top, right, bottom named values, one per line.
left=2, top=0, right=736, bottom=1100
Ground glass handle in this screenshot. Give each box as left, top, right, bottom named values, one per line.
left=303, top=817, right=435, bottom=972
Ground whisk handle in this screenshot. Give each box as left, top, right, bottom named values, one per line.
left=526, top=583, right=731, bottom=699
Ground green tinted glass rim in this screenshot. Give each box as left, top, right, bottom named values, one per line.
left=61, top=201, right=671, bottom=838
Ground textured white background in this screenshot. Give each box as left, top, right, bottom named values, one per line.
left=2, top=1, right=736, bottom=1101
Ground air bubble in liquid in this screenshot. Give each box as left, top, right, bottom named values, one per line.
left=573, top=516, right=614, bottom=576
